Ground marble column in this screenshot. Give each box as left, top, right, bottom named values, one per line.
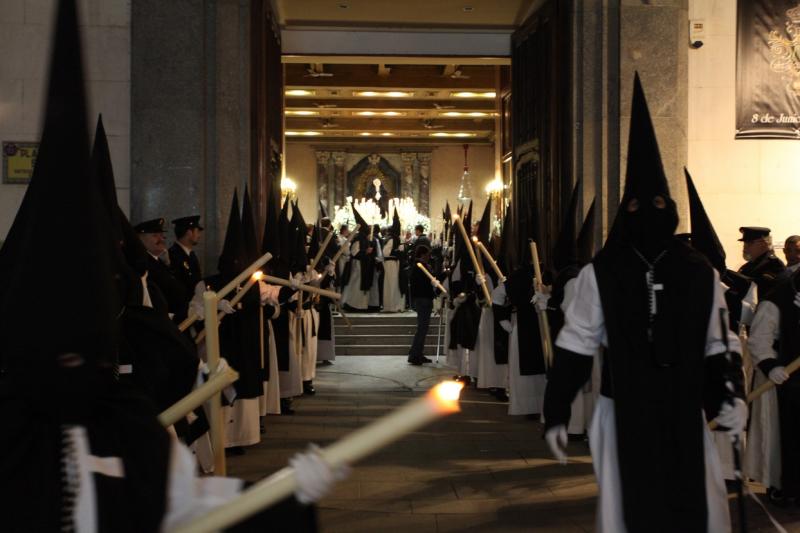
left=315, top=150, right=331, bottom=212
left=400, top=152, right=416, bottom=200
left=333, top=151, right=346, bottom=206
left=417, top=152, right=431, bottom=216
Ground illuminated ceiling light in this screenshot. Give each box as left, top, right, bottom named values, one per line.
left=356, top=111, right=377, bottom=116
left=441, top=111, right=494, bottom=118
left=451, top=91, right=496, bottom=98
left=383, top=111, right=403, bottom=116
left=430, top=132, right=477, bottom=138
left=354, top=90, right=413, bottom=98
left=359, top=132, right=373, bottom=136
left=285, top=131, right=322, bottom=137
left=380, top=132, right=394, bottom=136
left=285, top=89, right=315, bottom=97
left=285, top=110, right=319, bottom=116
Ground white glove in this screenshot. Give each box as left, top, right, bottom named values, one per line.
left=475, top=273, right=486, bottom=286
left=714, top=398, right=748, bottom=438
left=545, top=425, right=568, bottom=465
left=325, top=263, right=336, bottom=276
left=290, top=444, right=350, bottom=504
left=398, top=244, right=405, bottom=252
left=217, top=299, right=236, bottom=315
left=431, top=279, right=439, bottom=289
left=188, top=297, right=204, bottom=319
left=500, top=320, right=512, bottom=333
left=769, top=365, right=790, bottom=385
left=290, top=273, right=303, bottom=289
left=531, top=290, right=550, bottom=312
left=452, top=293, right=467, bottom=307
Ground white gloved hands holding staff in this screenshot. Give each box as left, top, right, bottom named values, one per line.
left=714, top=398, right=747, bottom=440
left=531, top=290, right=550, bottom=312
left=290, top=444, right=350, bottom=504
left=217, top=299, right=236, bottom=315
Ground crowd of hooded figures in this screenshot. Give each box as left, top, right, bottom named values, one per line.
left=3, top=2, right=800, bottom=532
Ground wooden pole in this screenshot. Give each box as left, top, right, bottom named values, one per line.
left=708, top=355, right=800, bottom=430
left=310, top=229, right=335, bottom=271
left=158, top=367, right=239, bottom=427
left=319, top=224, right=360, bottom=285
left=474, top=240, right=505, bottom=282
left=453, top=215, right=491, bottom=304
left=529, top=241, right=554, bottom=368
left=203, top=290, right=226, bottom=475
left=179, top=252, right=273, bottom=332
left=195, top=273, right=263, bottom=345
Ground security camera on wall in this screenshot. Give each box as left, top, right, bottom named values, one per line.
left=690, top=19, right=705, bottom=49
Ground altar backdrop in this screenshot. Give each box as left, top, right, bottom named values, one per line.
left=736, top=0, right=800, bottom=139
left=315, top=150, right=432, bottom=215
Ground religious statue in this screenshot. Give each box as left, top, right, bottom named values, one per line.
left=365, top=177, right=390, bottom=218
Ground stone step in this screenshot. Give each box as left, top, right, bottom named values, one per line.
left=333, top=315, right=420, bottom=326
left=336, top=345, right=439, bottom=356
left=335, top=334, right=438, bottom=346
left=333, top=324, right=443, bottom=335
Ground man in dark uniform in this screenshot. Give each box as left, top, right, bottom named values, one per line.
left=169, top=215, right=204, bottom=299
left=725, top=227, right=786, bottom=331
left=135, top=217, right=188, bottom=320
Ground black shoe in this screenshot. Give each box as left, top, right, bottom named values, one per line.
left=568, top=432, right=587, bottom=442
left=225, top=446, right=246, bottom=456
left=454, top=375, right=471, bottom=386
left=525, top=413, right=541, bottom=421
left=768, top=487, right=786, bottom=507
left=320, top=360, right=333, bottom=366
left=494, top=390, right=510, bottom=402
left=303, top=381, right=316, bottom=396
left=421, top=356, right=432, bottom=363
left=408, top=358, right=424, bottom=366
left=280, top=399, right=295, bottom=415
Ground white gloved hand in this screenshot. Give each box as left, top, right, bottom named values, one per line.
left=769, top=365, right=790, bottom=385
left=452, top=293, right=467, bottom=307
left=475, top=273, right=486, bottom=286
left=188, top=297, right=204, bottom=319
left=217, top=299, right=236, bottom=315
left=545, top=425, right=568, bottom=465
left=325, top=263, right=336, bottom=276
left=714, top=398, right=748, bottom=438
left=431, top=279, right=439, bottom=289
left=290, top=273, right=303, bottom=289
left=499, top=320, right=512, bottom=333
left=531, top=290, right=550, bottom=312
left=794, top=293, right=800, bottom=308
left=290, top=444, right=350, bottom=504
left=398, top=244, right=405, bottom=252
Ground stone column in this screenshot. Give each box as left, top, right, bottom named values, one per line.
left=333, top=151, right=346, bottom=206
left=401, top=152, right=416, bottom=200
left=417, top=152, right=431, bottom=216
left=315, top=150, right=331, bottom=212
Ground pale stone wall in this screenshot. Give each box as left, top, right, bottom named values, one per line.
left=0, top=0, right=130, bottom=240
left=688, top=0, right=800, bottom=269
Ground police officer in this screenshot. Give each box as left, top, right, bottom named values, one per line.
left=169, top=215, right=204, bottom=301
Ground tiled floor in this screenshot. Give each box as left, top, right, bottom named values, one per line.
left=227, top=356, right=800, bottom=532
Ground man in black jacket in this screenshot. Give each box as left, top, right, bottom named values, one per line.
left=408, top=245, right=440, bottom=365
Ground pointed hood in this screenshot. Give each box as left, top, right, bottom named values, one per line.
left=476, top=198, right=492, bottom=244
left=552, top=182, right=581, bottom=272
left=685, top=168, right=726, bottom=273
left=218, top=190, right=246, bottom=280
left=308, top=223, right=321, bottom=264
left=576, top=199, right=597, bottom=265
left=498, top=203, right=516, bottom=274
left=241, top=186, right=259, bottom=264
left=261, top=182, right=280, bottom=259
left=444, top=201, right=452, bottom=243
left=605, top=73, right=678, bottom=252
left=350, top=201, right=369, bottom=235
left=391, top=208, right=401, bottom=237
left=289, top=204, right=309, bottom=274
left=0, top=0, right=119, bottom=372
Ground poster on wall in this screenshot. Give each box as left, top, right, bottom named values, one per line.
left=736, top=0, right=800, bottom=139
left=2, top=141, right=38, bottom=184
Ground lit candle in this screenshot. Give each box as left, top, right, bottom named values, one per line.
left=416, top=262, right=448, bottom=295
left=170, top=381, right=464, bottom=533
left=453, top=215, right=492, bottom=304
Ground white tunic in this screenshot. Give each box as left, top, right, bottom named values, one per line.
left=556, top=264, right=736, bottom=533
left=476, top=280, right=508, bottom=389
left=279, top=295, right=304, bottom=398
left=382, top=240, right=406, bottom=312
left=744, top=300, right=782, bottom=489
left=341, top=241, right=369, bottom=310
left=301, top=306, right=319, bottom=381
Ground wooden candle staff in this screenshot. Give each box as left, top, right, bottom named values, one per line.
left=416, top=262, right=447, bottom=295
left=169, top=381, right=464, bottom=533
left=158, top=366, right=239, bottom=427
left=529, top=241, right=554, bottom=368
left=179, top=251, right=273, bottom=332
left=453, top=215, right=491, bottom=304
left=194, top=271, right=264, bottom=345
left=203, top=290, right=226, bottom=475
left=474, top=240, right=506, bottom=283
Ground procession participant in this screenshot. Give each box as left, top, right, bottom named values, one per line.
left=336, top=224, right=352, bottom=286
left=473, top=198, right=507, bottom=397
left=314, top=216, right=340, bottom=366
left=300, top=220, right=321, bottom=396
left=283, top=204, right=312, bottom=400
left=783, top=235, right=800, bottom=276
left=368, top=224, right=384, bottom=312
left=543, top=75, right=745, bottom=532
left=382, top=209, right=407, bottom=312
left=0, top=4, right=343, bottom=528
left=341, top=204, right=375, bottom=311
left=748, top=267, right=800, bottom=505
left=408, top=245, right=442, bottom=365
left=169, top=215, right=204, bottom=303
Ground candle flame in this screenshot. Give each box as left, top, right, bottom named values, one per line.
left=471, top=236, right=479, bottom=243
left=428, top=381, right=463, bottom=414
left=252, top=271, right=264, bottom=281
